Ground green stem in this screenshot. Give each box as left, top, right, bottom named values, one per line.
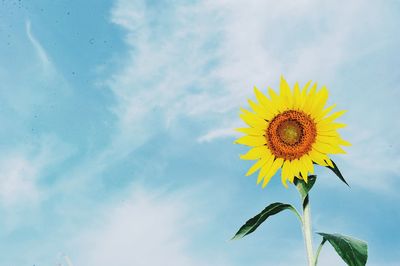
left=314, top=238, right=327, bottom=266
left=302, top=195, right=314, bottom=266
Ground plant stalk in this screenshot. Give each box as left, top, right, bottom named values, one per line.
left=314, top=238, right=326, bottom=266
left=302, top=195, right=314, bottom=266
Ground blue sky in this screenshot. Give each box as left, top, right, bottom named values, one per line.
left=0, top=0, right=399, bottom=265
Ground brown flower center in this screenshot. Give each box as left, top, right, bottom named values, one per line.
left=266, top=110, right=316, bottom=160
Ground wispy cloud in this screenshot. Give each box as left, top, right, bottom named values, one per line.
left=26, top=20, right=53, bottom=75
left=197, top=127, right=239, bottom=143
left=74, top=185, right=227, bottom=266
left=55, top=2, right=399, bottom=265
left=0, top=135, right=73, bottom=208
left=105, top=0, right=400, bottom=195
left=0, top=136, right=74, bottom=240
left=0, top=155, right=40, bottom=207
left=106, top=0, right=224, bottom=153
left=0, top=1, right=398, bottom=265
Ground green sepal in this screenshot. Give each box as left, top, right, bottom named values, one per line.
left=232, top=202, right=301, bottom=240
left=294, top=175, right=316, bottom=204
left=326, top=160, right=350, bottom=187
left=317, top=232, right=368, bottom=266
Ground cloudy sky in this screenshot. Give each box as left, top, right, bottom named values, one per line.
left=0, top=0, right=399, bottom=265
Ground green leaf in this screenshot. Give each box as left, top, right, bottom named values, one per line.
left=232, top=203, right=301, bottom=240
left=294, top=175, right=317, bottom=203
left=317, top=232, right=368, bottom=266
left=326, top=160, right=350, bottom=187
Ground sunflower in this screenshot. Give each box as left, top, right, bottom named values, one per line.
left=235, top=76, right=351, bottom=188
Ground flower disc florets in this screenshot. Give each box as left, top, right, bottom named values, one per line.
left=266, top=110, right=316, bottom=161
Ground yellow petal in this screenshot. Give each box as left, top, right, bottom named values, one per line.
left=262, top=157, right=283, bottom=188
left=302, top=154, right=314, bottom=174
left=254, top=86, right=279, bottom=116
left=309, top=86, right=329, bottom=118
left=240, top=146, right=270, bottom=160
left=280, top=76, right=293, bottom=108
left=316, top=135, right=351, bottom=147
left=248, top=99, right=273, bottom=121
left=268, top=87, right=283, bottom=113
left=309, top=149, right=329, bottom=166
left=280, top=76, right=291, bottom=96
left=317, top=131, right=340, bottom=138
left=293, top=82, right=301, bottom=109
left=322, top=110, right=347, bottom=123
left=286, top=160, right=295, bottom=183
left=281, top=176, right=289, bottom=188
left=317, top=122, right=347, bottom=132
left=257, top=166, right=267, bottom=184
left=290, top=159, right=300, bottom=181
left=299, top=80, right=312, bottom=109
left=239, top=109, right=268, bottom=129
left=257, top=154, right=274, bottom=184
left=235, top=135, right=266, bottom=147
left=338, top=139, right=352, bottom=146
left=281, top=160, right=290, bottom=187
left=245, top=156, right=269, bottom=176
left=325, top=157, right=334, bottom=167
left=254, top=86, right=271, bottom=108
left=303, top=82, right=318, bottom=113
left=309, top=149, right=333, bottom=167
left=313, top=141, right=346, bottom=154
left=268, top=87, right=279, bottom=101
left=315, top=104, right=337, bottom=121
left=262, top=174, right=275, bottom=188
left=298, top=157, right=309, bottom=182
left=316, top=135, right=341, bottom=145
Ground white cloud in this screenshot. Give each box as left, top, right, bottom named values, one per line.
left=105, top=0, right=400, bottom=194
left=0, top=20, right=71, bottom=125
left=0, top=1, right=398, bottom=265
left=107, top=0, right=387, bottom=140
left=0, top=155, right=40, bottom=207
left=106, top=0, right=224, bottom=154
left=74, top=185, right=224, bottom=266
left=197, top=126, right=240, bottom=143
left=0, top=135, right=74, bottom=208
left=26, top=20, right=53, bottom=75
left=338, top=129, right=400, bottom=192
left=48, top=5, right=395, bottom=266
left=64, top=255, right=74, bottom=266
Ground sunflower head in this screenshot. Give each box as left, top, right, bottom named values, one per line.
left=235, top=76, right=351, bottom=188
